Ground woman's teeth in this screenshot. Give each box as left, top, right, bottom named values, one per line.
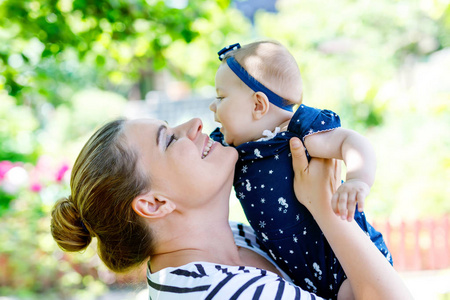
left=202, top=139, right=214, bottom=159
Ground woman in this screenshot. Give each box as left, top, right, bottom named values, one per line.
left=51, top=118, right=412, bottom=299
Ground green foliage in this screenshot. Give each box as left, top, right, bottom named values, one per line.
left=0, top=189, right=15, bottom=216
left=0, top=0, right=239, bottom=109
left=253, top=0, right=448, bottom=128
left=0, top=94, right=40, bottom=163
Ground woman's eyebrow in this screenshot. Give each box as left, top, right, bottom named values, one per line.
left=156, top=124, right=167, bottom=146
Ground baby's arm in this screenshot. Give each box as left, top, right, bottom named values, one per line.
left=304, top=128, right=376, bottom=221
left=290, top=137, right=412, bottom=299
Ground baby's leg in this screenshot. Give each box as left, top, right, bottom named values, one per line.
left=337, top=278, right=355, bottom=300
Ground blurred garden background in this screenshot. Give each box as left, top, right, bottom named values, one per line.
left=0, top=0, right=449, bottom=299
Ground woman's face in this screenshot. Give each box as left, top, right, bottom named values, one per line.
left=124, top=118, right=238, bottom=208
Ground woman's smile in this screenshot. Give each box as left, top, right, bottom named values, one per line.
left=202, top=137, right=215, bottom=159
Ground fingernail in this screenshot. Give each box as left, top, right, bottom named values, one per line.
left=291, top=138, right=301, bottom=148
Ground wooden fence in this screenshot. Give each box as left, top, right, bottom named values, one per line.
left=372, top=215, right=450, bottom=271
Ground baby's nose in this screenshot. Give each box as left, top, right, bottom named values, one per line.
left=209, top=100, right=217, bottom=112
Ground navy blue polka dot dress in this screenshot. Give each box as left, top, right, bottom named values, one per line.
left=211, top=104, right=393, bottom=300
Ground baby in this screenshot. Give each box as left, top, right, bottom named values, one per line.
left=209, top=41, right=392, bottom=300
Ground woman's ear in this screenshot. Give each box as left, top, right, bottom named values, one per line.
left=252, top=91, right=270, bottom=120
left=132, top=192, right=176, bottom=219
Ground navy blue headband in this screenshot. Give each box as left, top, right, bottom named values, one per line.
left=226, top=56, right=294, bottom=112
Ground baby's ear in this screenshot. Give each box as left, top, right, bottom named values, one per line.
left=252, top=91, right=270, bottom=120
left=132, top=192, right=176, bottom=219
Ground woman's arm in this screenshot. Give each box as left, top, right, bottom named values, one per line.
left=305, top=127, right=376, bottom=220
left=290, top=137, right=412, bottom=300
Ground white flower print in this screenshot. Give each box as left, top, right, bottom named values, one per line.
left=261, top=184, right=265, bottom=188
left=269, top=249, right=276, bottom=260
left=269, top=170, right=273, bottom=174
left=305, top=278, right=317, bottom=291
left=261, top=198, right=266, bottom=203
left=321, top=121, right=325, bottom=125
left=254, top=149, right=263, bottom=158
left=241, top=165, right=248, bottom=173
left=313, top=262, right=322, bottom=276
left=261, top=232, right=269, bottom=241
left=293, top=236, right=298, bottom=243
left=245, top=179, right=252, bottom=192
left=238, top=192, right=245, bottom=199
left=259, top=221, right=266, bottom=228
left=274, top=154, right=279, bottom=160
left=278, top=197, right=288, bottom=209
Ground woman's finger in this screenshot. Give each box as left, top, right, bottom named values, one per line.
left=290, top=137, right=308, bottom=173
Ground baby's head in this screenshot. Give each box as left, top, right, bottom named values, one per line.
left=210, top=40, right=303, bottom=146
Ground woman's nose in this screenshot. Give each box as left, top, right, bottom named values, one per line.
left=185, top=118, right=203, bottom=140
left=209, top=100, right=217, bottom=113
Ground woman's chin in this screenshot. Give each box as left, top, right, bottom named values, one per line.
left=228, top=147, right=239, bottom=162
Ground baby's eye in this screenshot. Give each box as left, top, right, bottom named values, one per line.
left=216, top=96, right=224, bottom=102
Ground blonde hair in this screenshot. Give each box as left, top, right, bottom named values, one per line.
left=51, top=119, right=154, bottom=273
left=223, top=40, right=303, bottom=104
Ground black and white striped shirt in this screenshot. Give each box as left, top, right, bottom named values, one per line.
left=147, top=222, right=323, bottom=299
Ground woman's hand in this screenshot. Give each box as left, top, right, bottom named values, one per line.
left=290, top=137, right=413, bottom=299
left=289, top=137, right=341, bottom=215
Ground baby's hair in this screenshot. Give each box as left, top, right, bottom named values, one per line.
left=223, top=40, right=303, bottom=104
left=51, top=119, right=154, bottom=273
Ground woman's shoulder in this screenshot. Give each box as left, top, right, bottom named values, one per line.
left=229, top=221, right=293, bottom=281
left=147, top=260, right=322, bottom=300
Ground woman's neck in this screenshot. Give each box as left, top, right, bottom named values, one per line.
left=149, top=217, right=242, bottom=273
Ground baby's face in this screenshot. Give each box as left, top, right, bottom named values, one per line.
left=210, top=63, right=256, bottom=146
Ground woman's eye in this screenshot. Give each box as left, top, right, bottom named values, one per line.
left=166, top=134, right=176, bottom=148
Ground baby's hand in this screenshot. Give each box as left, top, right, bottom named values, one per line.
left=331, top=179, right=370, bottom=222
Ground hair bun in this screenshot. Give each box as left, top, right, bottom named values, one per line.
left=50, top=196, right=92, bottom=252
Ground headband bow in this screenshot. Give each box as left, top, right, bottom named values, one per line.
left=217, top=43, right=241, bottom=61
